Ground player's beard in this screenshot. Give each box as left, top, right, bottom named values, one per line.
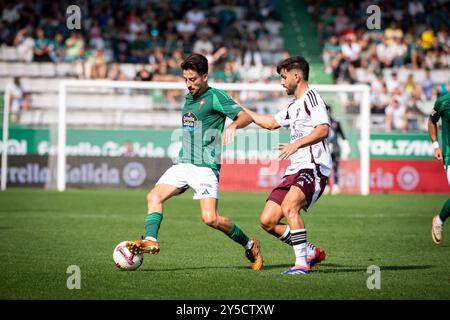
left=190, top=83, right=207, bottom=98
left=285, top=84, right=296, bottom=95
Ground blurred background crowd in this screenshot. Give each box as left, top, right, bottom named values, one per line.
left=313, top=0, right=449, bottom=131
left=1, top=0, right=284, bottom=82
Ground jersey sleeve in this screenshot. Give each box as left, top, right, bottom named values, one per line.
left=306, top=90, right=330, bottom=127
left=274, top=108, right=290, bottom=128
left=212, top=90, right=243, bottom=120
left=430, top=97, right=442, bottom=124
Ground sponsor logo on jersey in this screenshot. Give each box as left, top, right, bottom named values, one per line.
left=182, top=112, right=198, bottom=131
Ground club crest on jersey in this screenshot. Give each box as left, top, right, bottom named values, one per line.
left=199, top=99, right=205, bottom=109
left=182, top=111, right=198, bottom=131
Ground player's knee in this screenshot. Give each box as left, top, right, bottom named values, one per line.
left=259, top=215, right=275, bottom=232
left=202, top=214, right=219, bottom=229
left=146, top=190, right=163, bottom=207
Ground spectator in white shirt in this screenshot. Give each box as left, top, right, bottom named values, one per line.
left=392, top=37, right=407, bottom=68
left=408, top=0, right=425, bottom=18
left=376, top=37, right=397, bottom=68
left=386, top=72, right=401, bottom=93
left=5, top=77, right=30, bottom=123
left=176, top=15, right=196, bottom=40
left=385, top=96, right=408, bottom=132
left=13, top=27, right=34, bottom=62
left=186, top=4, right=205, bottom=26
left=193, top=31, right=214, bottom=55
left=340, top=34, right=361, bottom=82
left=1, top=3, right=20, bottom=24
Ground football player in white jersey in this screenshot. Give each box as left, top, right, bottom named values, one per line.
left=243, top=56, right=331, bottom=275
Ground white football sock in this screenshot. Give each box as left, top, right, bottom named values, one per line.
left=278, top=226, right=291, bottom=244
left=291, top=228, right=307, bottom=267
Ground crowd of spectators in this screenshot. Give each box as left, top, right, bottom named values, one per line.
left=311, top=0, right=449, bottom=131
left=1, top=0, right=285, bottom=82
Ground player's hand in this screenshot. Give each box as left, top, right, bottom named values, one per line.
left=278, top=143, right=299, bottom=160
left=222, top=125, right=236, bottom=145
left=434, top=148, right=443, bottom=161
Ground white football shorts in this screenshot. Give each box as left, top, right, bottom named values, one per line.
left=156, top=163, right=219, bottom=199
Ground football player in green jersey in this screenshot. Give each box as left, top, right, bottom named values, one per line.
left=428, top=92, right=450, bottom=244
left=126, top=54, right=263, bottom=270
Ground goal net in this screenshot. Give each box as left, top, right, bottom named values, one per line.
left=1, top=80, right=370, bottom=194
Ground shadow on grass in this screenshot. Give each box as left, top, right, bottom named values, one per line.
left=314, top=263, right=433, bottom=274
left=139, top=263, right=433, bottom=273
left=140, top=266, right=241, bottom=272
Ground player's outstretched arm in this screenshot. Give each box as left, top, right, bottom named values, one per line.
left=222, top=111, right=253, bottom=145
left=428, top=117, right=443, bottom=161
left=241, top=106, right=280, bottom=130
left=279, top=124, right=329, bottom=160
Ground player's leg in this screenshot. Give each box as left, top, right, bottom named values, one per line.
left=262, top=178, right=325, bottom=267
left=432, top=167, right=450, bottom=244
left=127, top=165, right=187, bottom=254
left=145, top=183, right=183, bottom=239
left=127, top=183, right=182, bottom=254
left=199, top=198, right=263, bottom=270
left=259, top=200, right=287, bottom=237
left=432, top=199, right=450, bottom=244
left=280, top=185, right=311, bottom=274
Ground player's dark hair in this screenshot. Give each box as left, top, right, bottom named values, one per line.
left=181, top=53, right=208, bottom=75
left=276, top=56, right=309, bottom=81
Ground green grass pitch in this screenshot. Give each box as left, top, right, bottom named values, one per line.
left=0, top=188, right=448, bottom=300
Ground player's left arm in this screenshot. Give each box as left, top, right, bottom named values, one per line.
left=223, top=111, right=253, bottom=145
left=279, top=124, right=329, bottom=160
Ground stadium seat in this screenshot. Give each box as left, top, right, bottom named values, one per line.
left=0, top=46, right=18, bottom=61
left=39, top=63, right=56, bottom=77
left=30, top=93, right=56, bottom=108
left=20, top=78, right=48, bottom=92
left=0, top=77, right=11, bottom=91
left=0, top=62, right=8, bottom=76
left=56, top=63, right=75, bottom=77
left=27, top=63, right=41, bottom=77
left=416, top=100, right=434, bottom=114
left=432, top=70, right=449, bottom=84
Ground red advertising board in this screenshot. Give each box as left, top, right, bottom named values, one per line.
left=219, top=160, right=450, bottom=194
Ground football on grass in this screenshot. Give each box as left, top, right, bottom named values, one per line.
left=113, top=241, right=143, bottom=271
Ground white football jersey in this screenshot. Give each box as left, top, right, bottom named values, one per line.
left=274, top=88, right=332, bottom=177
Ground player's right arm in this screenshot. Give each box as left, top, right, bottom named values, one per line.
left=241, top=106, right=281, bottom=130
left=428, top=101, right=442, bottom=161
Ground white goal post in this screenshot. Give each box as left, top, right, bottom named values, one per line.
left=1, top=80, right=370, bottom=195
